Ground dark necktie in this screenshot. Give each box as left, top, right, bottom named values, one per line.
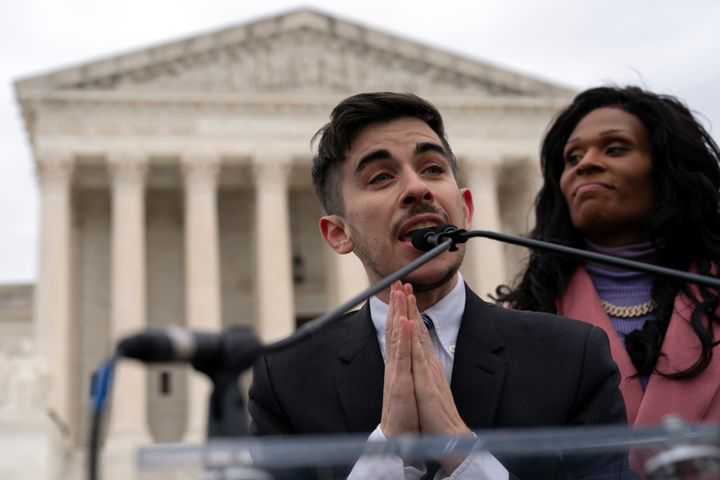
left=421, top=459, right=441, bottom=480
left=421, top=313, right=435, bottom=331
left=420, top=313, right=441, bottom=480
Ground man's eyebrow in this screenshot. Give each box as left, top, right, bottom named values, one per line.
left=354, top=149, right=391, bottom=177
left=353, top=142, right=448, bottom=178
left=415, top=142, right=448, bottom=157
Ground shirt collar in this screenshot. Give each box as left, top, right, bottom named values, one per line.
left=369, top=273, right=466, bottom=356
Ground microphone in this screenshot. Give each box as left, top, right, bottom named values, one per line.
left=116, top=325, right=263, bottom=376
left=410, top=224, right=467, bottom=251
left=105, top=230, right=463, bottom=447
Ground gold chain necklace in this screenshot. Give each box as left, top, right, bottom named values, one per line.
left=600, top=299, right=658, bottom=318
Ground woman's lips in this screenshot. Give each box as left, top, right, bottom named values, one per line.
left=574, top=182, right=612, bottom=196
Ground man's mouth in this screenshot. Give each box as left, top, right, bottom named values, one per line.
left=398, top=220, right=443, bottom=242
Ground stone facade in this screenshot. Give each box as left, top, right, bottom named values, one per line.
left=11, top=8, right=573, bottom=479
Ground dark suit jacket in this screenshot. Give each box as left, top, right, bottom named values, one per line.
left=249, top=284, right=630, bottom=478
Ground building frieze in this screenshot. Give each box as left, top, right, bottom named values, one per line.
left=24, top=94, right=565, bottom=141
left=16, top=10, right=573, bottom=101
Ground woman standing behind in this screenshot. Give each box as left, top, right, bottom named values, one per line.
left=497, top=85, right=720, bottom=426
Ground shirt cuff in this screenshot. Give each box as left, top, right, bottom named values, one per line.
left=351, top=426, right=509, bottom=480
left=347, top=425, right=425, bottom=480
left=447, top=449, right=508, bottom=480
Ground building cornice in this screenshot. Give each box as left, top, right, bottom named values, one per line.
left=15, top=9, right=574, bottom=99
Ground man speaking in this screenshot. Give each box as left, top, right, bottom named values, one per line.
left=249, top=92, right=629, bottom=478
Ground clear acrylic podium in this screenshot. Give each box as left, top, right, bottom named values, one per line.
left=137, top=418, right=720, bottom=479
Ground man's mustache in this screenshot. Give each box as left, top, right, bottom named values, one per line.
left=393, top=204, right=450, bottom=236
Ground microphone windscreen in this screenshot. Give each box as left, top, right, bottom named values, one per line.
left=410, top=224, right=457, bottom=251
left=117, top=330, right=175, bottom=362
left=190, top=326, right=263, bottom=376
left=410, top=227, right=438, bottom=251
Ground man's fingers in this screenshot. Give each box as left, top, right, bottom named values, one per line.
left=385, top=287, right=399, bottom=359
left=410, top=313, right=429, bottom=375
left=385, top=281, right=400, bottom=337
left=408, top=293, right=434, bottom=354
left=395, top=315, right=413, bottom=362
left=381, top=314, right=420, bottom=436
left=406, top=291, right=423, bottom=331
left=395, top=287, right=408, bottom=320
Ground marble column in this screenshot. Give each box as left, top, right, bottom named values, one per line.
left=34, top=151, right=75, bottom=436
left=181, top=153, right=222, bottom=441
left=463, top=156, right=507, bottom=299
left=252, top=155, right=295, bottom=342
left=107, top=152, right=151, bottom=446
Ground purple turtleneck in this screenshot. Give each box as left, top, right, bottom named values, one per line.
left=583, top=239, right=663, bottom=390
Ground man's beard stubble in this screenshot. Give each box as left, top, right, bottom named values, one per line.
left=359, top=245, right=465, bottom=292
left=351, top=231, right=466, bottom=294
left=349, top=201, right=467, bottom=291
left=407, top=252, right=464, bottom=292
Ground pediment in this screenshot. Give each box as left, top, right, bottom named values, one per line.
left=16, top=9, right=572, bottom=98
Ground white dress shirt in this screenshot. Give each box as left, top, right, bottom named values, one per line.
left=348, top=273, right=509, bottom=480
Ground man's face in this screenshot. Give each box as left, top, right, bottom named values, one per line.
left=320, top=117, right=473, bottom=292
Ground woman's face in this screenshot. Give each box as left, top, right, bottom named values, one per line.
left=559, top=107, right=655, bottom=247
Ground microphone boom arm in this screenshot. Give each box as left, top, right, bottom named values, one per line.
left=265, top=238, right=454, bottom=353
left=447, top=229, right=720, bottom=290
left=271, top=222, right=720, bottom=356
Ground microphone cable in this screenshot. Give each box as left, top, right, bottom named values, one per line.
left=88, top=222, right=720, bottom=479
left=88, top=353, right=119, bottom=480
left=86, top=235, right=457, bottom=479
left=418, top=226, right=720, bottom=289
left=264, top=236, right=454, bottom=353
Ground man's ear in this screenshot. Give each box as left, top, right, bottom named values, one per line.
left=319, top=215, right=354, bottom=254
left=461, top=188, right=474, bottom=230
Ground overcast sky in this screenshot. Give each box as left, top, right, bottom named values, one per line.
left=1, top=0, right=719, bottom=282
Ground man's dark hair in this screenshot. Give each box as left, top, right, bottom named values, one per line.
left=311, top=92, right=457, bottom=214
left=496, top=85, right=720, bottom=379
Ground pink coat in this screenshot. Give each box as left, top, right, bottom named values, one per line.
left=558, top=266, right=720, bottom=426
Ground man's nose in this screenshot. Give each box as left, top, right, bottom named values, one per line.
left=401, top=172, right=433, bottom=206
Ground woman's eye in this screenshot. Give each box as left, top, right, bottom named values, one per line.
left=565, top=152, right=582, bottom=166
left=606, top=145, right=629, bottom=156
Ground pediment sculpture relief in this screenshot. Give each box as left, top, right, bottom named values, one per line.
left=73, top=29, right=514, bottom=95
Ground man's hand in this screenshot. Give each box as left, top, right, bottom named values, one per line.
left=406, top=285, right=473, bottom=474
left=404, top=288, right=471, bottom=436
left=380, top=282, right=420, bottom=436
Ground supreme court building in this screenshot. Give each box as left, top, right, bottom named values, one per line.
left=12, top=8, right=573, bottom=478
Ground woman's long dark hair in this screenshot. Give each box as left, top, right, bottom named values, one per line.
left=496, top=85, right=720, bottom=378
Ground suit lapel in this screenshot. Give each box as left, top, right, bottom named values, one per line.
left=450, top=286, right=507, bottom=429
left=335, top=304, right=385, bottom=433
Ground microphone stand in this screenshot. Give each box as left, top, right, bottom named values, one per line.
left=265, top=237, right=454, bottom=353
left=96, top=224, right=720, bottom=479
left=434, top=228, right=720, bottom=289
left=90, top=238, right=455, bottom=479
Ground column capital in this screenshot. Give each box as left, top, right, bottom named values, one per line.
left=251, top=154, right=292, bottom=183
left=180, top=152, right=222, bottom=184
left=107, top=151, right=148, bottom=183
left=35, top=151, right=75, bottom=185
